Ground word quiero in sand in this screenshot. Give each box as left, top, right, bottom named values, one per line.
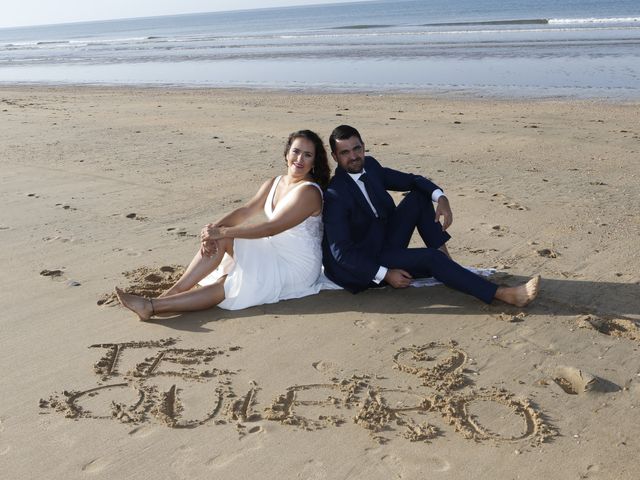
left=40, top=338, right=555, bottom=445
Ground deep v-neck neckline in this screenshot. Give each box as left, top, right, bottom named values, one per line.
left=270, top=176, right=306, bottom=213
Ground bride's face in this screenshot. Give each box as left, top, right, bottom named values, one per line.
left=286, top=137, right=315, bottom=178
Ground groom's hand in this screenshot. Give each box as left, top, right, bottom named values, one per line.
left=435, top=196, right=453, bottom=230
left=384, top=269, right=412, bottom=288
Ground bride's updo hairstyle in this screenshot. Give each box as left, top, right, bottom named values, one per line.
left=283, top=129, right=331, bottom=190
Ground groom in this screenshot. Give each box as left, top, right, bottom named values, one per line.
left=321, top=124, right=503, bottom=304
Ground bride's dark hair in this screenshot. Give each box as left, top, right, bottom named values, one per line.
left=284, top=129, right=331, bottom=190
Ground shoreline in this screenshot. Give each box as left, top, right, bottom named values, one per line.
left=2, top=82, right=640, bottom=104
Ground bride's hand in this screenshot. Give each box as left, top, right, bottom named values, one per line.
left=200, top=224, right=222, bottom=257
left=203, top=224, right=226, bottom=240
left=201, top=223, right=225, bottom=240
left=200, top=238, right=218, bottom=258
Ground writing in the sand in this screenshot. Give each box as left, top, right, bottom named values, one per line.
left=40, top=338, right=555, bottom=445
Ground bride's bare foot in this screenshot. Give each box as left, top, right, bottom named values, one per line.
left=115, top=287, right=154, bottom=321
left=494, top=275, right=540, bottom=307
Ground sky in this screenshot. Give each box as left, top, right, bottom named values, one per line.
left=1, top=0, right=372, bottom=29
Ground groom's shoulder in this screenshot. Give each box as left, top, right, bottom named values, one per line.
left=326, top=173, right=346, bottom=191
left=365, top=155, right=382, bottom=168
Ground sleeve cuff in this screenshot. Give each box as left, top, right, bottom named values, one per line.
left=373, top=266, right=388, bottom=284
left=432, top=189, right=445, bottom=203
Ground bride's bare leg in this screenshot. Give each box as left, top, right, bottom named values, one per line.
left=162, top=238, right=234, bottom=296
left=494, top=275, right=540, bottom=307
left=116, top=279, right=227, bottom=321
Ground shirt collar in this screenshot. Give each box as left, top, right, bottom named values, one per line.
left=347, top=168, right=366, bottom=182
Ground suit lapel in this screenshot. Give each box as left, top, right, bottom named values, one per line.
left=362, top=159, right=394, bottom=218
left=335, top=167, right=378, bottom=218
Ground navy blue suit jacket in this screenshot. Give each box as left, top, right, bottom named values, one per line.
left=322, top=156, right=441, bottom=293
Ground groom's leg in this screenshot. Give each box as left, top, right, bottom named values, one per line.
left=385, top=191, right=450, bottom=249
left=380, top=247, right=498, bottom=304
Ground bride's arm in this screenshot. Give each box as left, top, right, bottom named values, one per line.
left=208, top=178, right=274, bottom=228
left=199, top=178, right=273, bottom=256
left=209, top=184, right=321, bottom=240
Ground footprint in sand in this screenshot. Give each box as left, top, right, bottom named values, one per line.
left=382, top=453, right=450, bottom=476
left=552, top=366, right=620, bottom=395
left=536, top=248, right=559, bottom=258
left=391, top=325, right=412, bottom=342
left=354, top=319, right=378, bottom=330
left=40, top=269, right=64, bottom=278
left=174, top=229, right=197, bottom=238
left=577, top=315, right=640, bottom=343
left=469, top=247, right=499, bottom=254
left=496, top=312, right=527, bottom=323
left=312, top=360, right=342, bottom=377
left=55, top=203, right=77, bottom=211
left=490, top=193, right=528, bottom=211
left=504, top=201, right=528, bottom=211
left=40, top=269, right=68, bottom=283
left=125, top=213, right=148, bottom=221
left=298, top=459, right=327, bottom=480
left=481, top=224, right=508, bottom=236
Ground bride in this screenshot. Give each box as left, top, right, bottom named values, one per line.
left=116, top=129, right=331, bottom=320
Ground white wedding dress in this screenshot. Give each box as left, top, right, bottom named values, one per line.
left=199, top=176, right=324, bottom=310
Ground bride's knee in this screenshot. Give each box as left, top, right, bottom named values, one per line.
left=217, top=237, right=233, bottom=254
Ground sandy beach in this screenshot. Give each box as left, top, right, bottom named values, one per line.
left=1, top=86, right=639, bottom=479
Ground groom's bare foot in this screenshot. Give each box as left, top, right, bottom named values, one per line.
left=494, top=275, right=540, bottom=307
left=115, top=287, right=153, bottom=321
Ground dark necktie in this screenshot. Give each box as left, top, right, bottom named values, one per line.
left=359, top=173, right=383, bottom=218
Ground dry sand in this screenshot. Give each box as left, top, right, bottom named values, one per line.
left=1, top=86, right=639, bottom=479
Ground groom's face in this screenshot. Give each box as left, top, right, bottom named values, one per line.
left=332, top=136, right=365, bottom=174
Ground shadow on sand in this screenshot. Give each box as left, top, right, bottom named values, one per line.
left=146, top=275, right=639, bottom=333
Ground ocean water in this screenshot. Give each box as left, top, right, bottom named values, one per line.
left=1, top=0, right=639, bottom=98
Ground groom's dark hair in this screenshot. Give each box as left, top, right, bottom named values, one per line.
left=329, top=125, right=364, bottom=154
